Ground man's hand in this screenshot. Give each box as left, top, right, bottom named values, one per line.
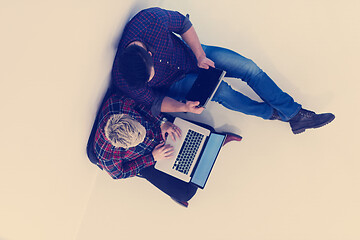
left=152, top=143, right=174, bottom=161
left=160, top=121, right=182, bottom=141
left=197, top=54, right=215, bottom=69
left=181, top=26, right=215, bottom=69
left=185, top=101, right=204, bottom=114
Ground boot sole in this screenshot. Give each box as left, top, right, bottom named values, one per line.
left=171, top=197, right=189, bottom=207
left=292, top=115, right=335, bottom=134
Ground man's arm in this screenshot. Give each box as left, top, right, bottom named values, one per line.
left=160, top=25, right=210, bottom=114
left=160, top=96, right=204, bottom=114
left=181, top=26, right=215, bottom=69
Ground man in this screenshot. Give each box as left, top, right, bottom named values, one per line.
left=112, top=7, right=335, bottom=134
left=92, top=93, right=241, bottom=207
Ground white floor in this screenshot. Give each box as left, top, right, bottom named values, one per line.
left=1, top=0, right=359, bottom=240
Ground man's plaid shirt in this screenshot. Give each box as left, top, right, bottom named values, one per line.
left=112, top=7, right=198, bottom=111
left=94, top=94, right=164, bottom=179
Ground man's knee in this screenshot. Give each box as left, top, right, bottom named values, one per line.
left=243, top=59, right=262, bottom=77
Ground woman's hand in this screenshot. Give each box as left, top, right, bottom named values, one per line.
left=160, top=121, right=182, bottom=141
left=152, top=143, right=174, bottom=161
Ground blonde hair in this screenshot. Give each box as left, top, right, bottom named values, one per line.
left=104, top=114, right=146, bottom=149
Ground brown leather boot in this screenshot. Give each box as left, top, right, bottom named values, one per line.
left=171, top=197, right=189, bottom=208
left=222, top=133, right=243, bottom=146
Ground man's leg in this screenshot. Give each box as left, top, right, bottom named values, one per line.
left=168, top=45, right=334, bottom=133
left=168, top=70, right=275, bottom=120
left=167, top=73, right=198, bottom=102
left=204, top=45, right=335, bottom=133
left=203, top=45, right=301, bottom=121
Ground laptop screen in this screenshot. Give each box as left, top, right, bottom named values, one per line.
left=191, top=133, right=225, bottom=188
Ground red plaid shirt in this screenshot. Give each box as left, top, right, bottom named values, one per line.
left=112, top=7, right=198, bottom=109
left=94, top=94, right=164, bottom=179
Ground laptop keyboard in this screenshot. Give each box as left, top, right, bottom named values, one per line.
left=172, top=129, right=204, bottom=175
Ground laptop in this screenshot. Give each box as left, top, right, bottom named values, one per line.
left=155, top=117, right=225, bottom=189
left=185, top=67, right=226, bottom=108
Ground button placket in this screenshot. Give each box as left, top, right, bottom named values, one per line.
left=158, top=58, right=180, bottom=70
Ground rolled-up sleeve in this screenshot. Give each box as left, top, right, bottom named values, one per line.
left=151, top=93, right=165, bottom=117
left=178, top=14, right=192, bottom=35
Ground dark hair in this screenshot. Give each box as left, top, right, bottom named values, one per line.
left=118, top=44, right=154, bottom=88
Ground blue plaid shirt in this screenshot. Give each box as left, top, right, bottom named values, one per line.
left=94, top=94, right=164, bottom=179
left=112, top=7, right=198, bottom=114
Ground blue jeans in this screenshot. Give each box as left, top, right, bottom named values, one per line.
left=168, top=45, right=301, bottom=121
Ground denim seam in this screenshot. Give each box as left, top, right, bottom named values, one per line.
left=286, top=105, right=302, bottom=122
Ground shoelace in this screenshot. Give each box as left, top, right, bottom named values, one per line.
left=300, top=109, right=315, bottom=118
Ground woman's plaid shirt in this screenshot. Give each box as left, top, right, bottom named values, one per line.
left=94, top=94, right=164, bottom=179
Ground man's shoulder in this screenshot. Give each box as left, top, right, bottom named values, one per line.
left=129, top=7, right=174, bottom=27
left=136, top=7, right=165, bottom=17
left=130, top=7, right=162, bottom=22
